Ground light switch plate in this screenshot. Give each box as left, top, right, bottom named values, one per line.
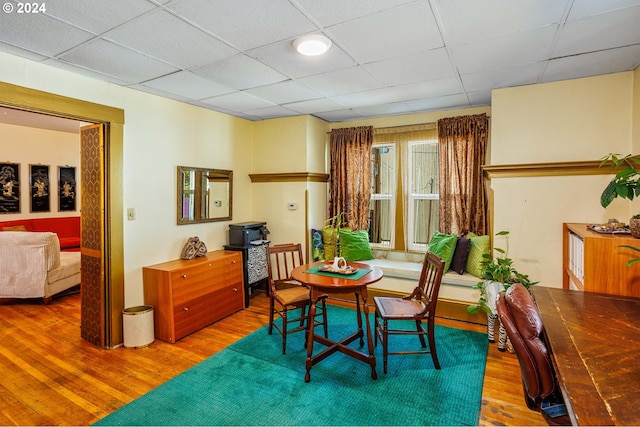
left=127, top=208, right=136, bottom=220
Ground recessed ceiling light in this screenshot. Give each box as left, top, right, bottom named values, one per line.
left=292, top=35, right=332, bottom=56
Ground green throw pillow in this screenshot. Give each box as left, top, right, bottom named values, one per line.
left=338, top=229, right=373, bottom=262
left=465, top=232, right=491, bottom=278
left=428, top=232, right=457, bottom=272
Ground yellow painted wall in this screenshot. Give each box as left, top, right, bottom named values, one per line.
left=0, top=122, right=80, bottom=217
left=491, top=72, right=636, bottom=290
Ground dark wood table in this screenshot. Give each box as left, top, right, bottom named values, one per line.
left=291, top=261, right=383, bottom=382
left=532, top=286, right=640, bottom=426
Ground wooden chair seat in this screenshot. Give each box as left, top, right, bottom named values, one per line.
left=273, top=285, right=311, bottom=306
left=374, top=251, right=445, bottom=373
left=267, top=243, right=327, bottom=354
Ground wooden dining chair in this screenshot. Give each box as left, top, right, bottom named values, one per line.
left=373, top=251, right=445, bottom=373
left=496, top=284, right=571, bottom=426
left=266, top=243, right=328, bottom=354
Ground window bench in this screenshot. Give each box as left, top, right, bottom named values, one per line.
left=360, top=258, right=479, bottom=304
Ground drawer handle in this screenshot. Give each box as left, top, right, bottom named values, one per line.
left=183, top=307, right=189, bottom=311
left=232, top=260, right=237, bottom=264
left=233, top=288, right=238, bottom=292
left=181, top=274, right=187, bottom=279
left=208, top=263, right=212, bottom=267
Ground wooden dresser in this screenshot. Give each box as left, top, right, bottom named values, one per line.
left=562, top=222, right=640, bottom=297
left=143, top=250, right=244, bottom=343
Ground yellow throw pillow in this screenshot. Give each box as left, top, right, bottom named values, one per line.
left=465, top=233, right=491, bottom=278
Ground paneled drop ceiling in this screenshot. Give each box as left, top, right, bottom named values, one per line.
left=0, top=0, right=639, bottom=122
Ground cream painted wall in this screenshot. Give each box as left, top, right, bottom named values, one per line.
left=491, top=72, right=637, bottom=290
left=251, top=115, right=329, bottom=257
left=0, top=122, right=80, bottom=217
left=0, top=52, right=255, bottom=306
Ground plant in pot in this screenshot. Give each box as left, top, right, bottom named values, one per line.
left=467, top=231, right=538, bottom=351
left=599, top=153, right=640, bottom=237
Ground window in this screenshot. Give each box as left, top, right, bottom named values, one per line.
left=408, top=141, right=439, bottom=251
left=369, top=130, right=439, bottom=252
left=369, top=144, right=396, bottom=249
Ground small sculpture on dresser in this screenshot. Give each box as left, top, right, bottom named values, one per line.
left=180, top=236, right=208, bottom=260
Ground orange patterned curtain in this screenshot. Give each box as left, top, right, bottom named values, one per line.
left=328, top=126, right=373, bottom=230
left=437, top=114, right=489, bottom=236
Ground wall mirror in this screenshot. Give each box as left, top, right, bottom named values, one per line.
left=177, top=166, right=232, bottom=225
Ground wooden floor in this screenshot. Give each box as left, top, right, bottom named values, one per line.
left=0, top=291, right=545, bottom=426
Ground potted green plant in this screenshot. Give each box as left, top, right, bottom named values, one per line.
left=599, top=153, right=640, bottom=237
left=467, top=231, right=538, bottom=350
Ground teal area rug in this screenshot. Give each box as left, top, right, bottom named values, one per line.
left=95, top=306, right=488, bottom=426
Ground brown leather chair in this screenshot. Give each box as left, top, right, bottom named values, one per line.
left=266, top=243, right=327, bottom=354
left=496, top=284, right=571, bottom=426
left=373, top=252, right=445, bottom=373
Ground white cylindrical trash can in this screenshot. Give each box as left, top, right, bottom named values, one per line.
left=123, top=305, right=155, bottom=348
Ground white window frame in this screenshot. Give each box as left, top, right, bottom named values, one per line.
left=370, top=143, right=396, bottom=249
left=407, top=140, right=439, bottom=252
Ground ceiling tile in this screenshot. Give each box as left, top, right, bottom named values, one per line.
left=542, top=44, right=640, bottom=83
left=566, top=0, right=640, bottom=21
left=201, top=91, right=275, bottom=112
left=451, top=26, right=557, bottom=74
left=44, top=0, right=155, bottom=34
left=103, top=10, right=238, bottom=69
left=313, top=109, right=364, bottom=122
left=284, top=98, right=348, bottom=114
left=244, top=80, right=323, bottom=104
left=405, top=93, right=471, bottom=112
left=461, top=63, right=544, bottom=92
left=363, top=48, right=456, bottom=86
left=0, top=11, right=94, bottom=57
left=141, top=71, right=236, bottom=100
left=553, top=5, right=640, bottom=57
left=297, top=66, right=383, bottom=97
left=433, top=0, right=568, bottom=45
left=58, top=39, right=179, bottom=83
left=326, top=2, right=443, bottom=63
left=352, top=101, right=416, bottom=118
left=243, top=105, right=300, bottom=120
left=292, top=0, right=417, bottom=26
left=192, top=54, right=288, bottom=90
left=168, top=0, right=317, bottom=50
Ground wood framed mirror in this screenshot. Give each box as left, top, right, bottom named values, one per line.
left=177, top=166, right=232, bottom=225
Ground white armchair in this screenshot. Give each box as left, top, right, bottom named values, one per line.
left=0, top=231, right=81, bottom=304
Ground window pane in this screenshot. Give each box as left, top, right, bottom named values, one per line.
left=369, top=198, right=392, bottom=247
left=409, top=141, right=438, bottom=251
left=410, top=143, right=438, bottom=194
left=412, top=198, right=438, bottom=248
left=370, top=144, right=395, bottom=248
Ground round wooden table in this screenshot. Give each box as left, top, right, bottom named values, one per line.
left=291, top=261, right=383, bottom=382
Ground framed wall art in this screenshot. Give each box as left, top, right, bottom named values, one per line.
left=0, top=162, right=20, bottom=214
left=30, top=164, right=50, bottom=213
left=58, top=166, right=76, bottom=212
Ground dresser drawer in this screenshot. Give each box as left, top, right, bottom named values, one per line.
left=143, top=250, right=245, bottom=343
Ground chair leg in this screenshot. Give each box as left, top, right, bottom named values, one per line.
left=268, top=298, right=275, bottom=335
left=382, top=319, right=389, bottom=374
left=281, top=308, right=288, bottom=355
left=427, top=320, right=440, bottom=369
left=416, top=320, right=426, bottom=347
left=374, top=309, right=379, bottom=347
left=321, top=298, right=328, bottom=338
